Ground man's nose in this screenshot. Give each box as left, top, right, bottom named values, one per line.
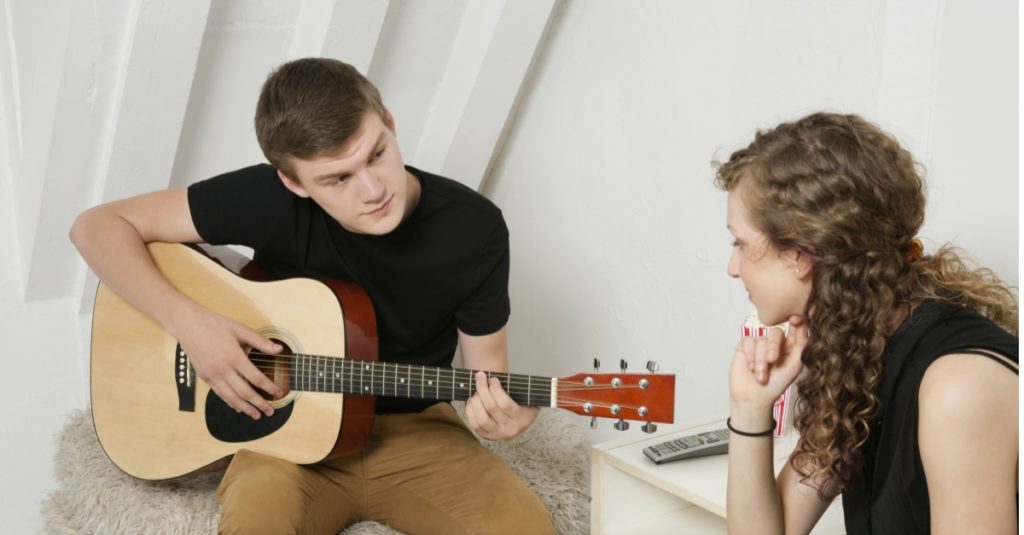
left=357, top=170, right=385, bottom=202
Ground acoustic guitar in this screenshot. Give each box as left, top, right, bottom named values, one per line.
left=90, top=243, right=675, bottom=480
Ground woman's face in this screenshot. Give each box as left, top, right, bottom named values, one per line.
left=726, top=186, right=813, bottom=325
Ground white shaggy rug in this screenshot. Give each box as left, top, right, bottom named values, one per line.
left=42, top=402, right=591, bottom=534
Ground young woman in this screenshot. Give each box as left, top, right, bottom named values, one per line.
left=718, top=112, right=1018, bottom=534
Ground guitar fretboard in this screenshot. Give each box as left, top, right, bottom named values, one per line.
left=284, top=355, right=554, bottom=407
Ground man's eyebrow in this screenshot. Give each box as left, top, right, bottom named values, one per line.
left=313, top=170, right=349, bottom=184
left=373, top=132, right=385, bottom=149
left=310, top=132, right=388, bottom=184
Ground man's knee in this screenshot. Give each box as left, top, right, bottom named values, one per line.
left=216, top=451, right=316, bottom=535
left=485, top=483, right=555, bottom=535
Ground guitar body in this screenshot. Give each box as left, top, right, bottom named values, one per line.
left=90, top=243, right=377, bottom=480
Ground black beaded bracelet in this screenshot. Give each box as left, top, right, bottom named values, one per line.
left=726, top=417, right=776, bottom=437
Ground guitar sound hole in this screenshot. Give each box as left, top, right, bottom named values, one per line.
left=250, top=340, right=293, bottom=401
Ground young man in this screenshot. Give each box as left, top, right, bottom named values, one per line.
left=71, top=58, right=555, bottom=534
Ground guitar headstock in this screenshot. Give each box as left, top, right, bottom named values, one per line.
left=555, top=359, right=674, bottom=432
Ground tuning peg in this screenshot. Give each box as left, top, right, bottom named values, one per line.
left=593, top=358, right=601, bottom=372
left=641, top=422, right=658, bottom=434
left=619, top=358, right=628, bottom=373
left=590, top=417, right=597, bottom=429
left=646, top=360, right=659, bottom=373
left=613, top=419, right=630, bottom=431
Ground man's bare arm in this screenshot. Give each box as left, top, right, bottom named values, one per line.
left=70, top=189, right=283, bottom=418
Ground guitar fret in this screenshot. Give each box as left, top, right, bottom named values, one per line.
left=342, top=358, right=348, bottom=394
left=335, top=357, right=341, bottom=394
left=334, top=358, right=340, bottom=393
left=461, top=370, right=471, bottom=401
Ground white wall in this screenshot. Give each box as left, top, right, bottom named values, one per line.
left=0, top=0, right=1017, bottom=531
left=483, top=0, right=1018, bottom=442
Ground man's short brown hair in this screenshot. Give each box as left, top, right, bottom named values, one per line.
left=255, top=58, right=387, bottom=180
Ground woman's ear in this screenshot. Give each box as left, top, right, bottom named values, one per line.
left=791, top=250, right=814, bottom=280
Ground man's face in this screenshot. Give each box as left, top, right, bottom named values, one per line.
left=279, top=111, right=419, bottom=235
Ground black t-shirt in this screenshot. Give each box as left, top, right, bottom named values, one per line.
left=187, top=164, right=510, bottom=414
left=842, top=300, right=1018, bottom=534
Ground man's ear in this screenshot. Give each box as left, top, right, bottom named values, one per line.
left=383, top=108, right=396, bottom=134
left=278, top=169, right=310, bottom=198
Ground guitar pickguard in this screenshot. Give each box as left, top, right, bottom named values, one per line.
left=205, top=393, right=294, bottom=443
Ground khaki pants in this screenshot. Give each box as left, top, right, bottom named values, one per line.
left=216, top=403, right=555, bottom=535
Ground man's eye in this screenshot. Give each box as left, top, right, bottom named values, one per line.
left=371, top=148, right=385, bottom=161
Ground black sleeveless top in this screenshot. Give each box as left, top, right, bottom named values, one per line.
left=842, top=301, right=1018, bottom=534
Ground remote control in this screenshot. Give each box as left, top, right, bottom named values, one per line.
left=643, top=428, right=729, bottom=464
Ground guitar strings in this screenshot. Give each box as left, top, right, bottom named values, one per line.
left=245, top=352, right=653, bottom=389
left=189, top=354, right=654, bottom=404
left=193, top=353, right=660, bottom=416
left=245, top=358, right=655, bottom=412
left=245, top=352, right=551, bottom=389
left=240, top=357, right=548, bottom=399
left=243, top=355, right=650, bottom=395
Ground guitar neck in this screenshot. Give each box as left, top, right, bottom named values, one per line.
left=284, top=355, right=554, bottom=407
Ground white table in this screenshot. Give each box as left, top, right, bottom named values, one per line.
left=591, top=419, right=845, bottom=534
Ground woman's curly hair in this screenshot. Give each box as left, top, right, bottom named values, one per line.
left=714, top=112, right=1018, bottom=498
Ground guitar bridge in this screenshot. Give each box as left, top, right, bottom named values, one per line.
left=175, top=343, right=196, bottom=412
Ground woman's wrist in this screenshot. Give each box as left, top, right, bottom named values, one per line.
left=729, top=402, right=775, bottom=433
